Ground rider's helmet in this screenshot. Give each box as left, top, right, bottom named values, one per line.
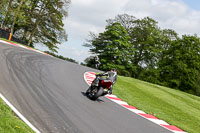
left=111, top=68, right=117, bottom=72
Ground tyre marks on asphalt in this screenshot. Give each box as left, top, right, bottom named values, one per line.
left=0, top=40, right=187, bottom=133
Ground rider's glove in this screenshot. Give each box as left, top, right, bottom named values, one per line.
left=96, top=74, right=103, bottom=76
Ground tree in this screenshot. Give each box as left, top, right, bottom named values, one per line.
left=106, top=14, right=136, bottom=33
left=10, top=0, right=25, bottom=34
left=1, top=0, right=13, bottom=28
left=129, top=17, right=162, bottom=78
left=85, top=22, right=135, bottom=76
left=84, top=14, right=200, bottom=96
left=83, top=56, right=96, bottom=68
left=158, top=35, right=200, bottom=95
left=26, top=0, right=70, bottom=52
left=139, top=29, right=180, bottom=84
left=0, top=0, right=70, bottom=52
left=44, top=51, right=78, bottom=64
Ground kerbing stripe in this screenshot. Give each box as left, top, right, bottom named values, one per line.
left=105, top=94, right=117, bottom=98
left=129, top=109, right=146, bottom=114
left=105, top=96, right=122, bottom=101
left=161, top=125, right=184, bottom=132
left=0, top=40, right=50, bottom=56
left=148, top=119, right=169, bottom=125
left=138, top=113, right=158, bottom=119
left=107, top=99, right=128, bottom=105
left=84, top=71, right=187, bottom=133
left=121, top=104, right=137, bottom=109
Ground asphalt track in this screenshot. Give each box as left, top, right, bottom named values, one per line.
left=0, top=42, right=172, bottom=133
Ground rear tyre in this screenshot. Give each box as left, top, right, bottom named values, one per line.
left=91, top=87, right=104, bottom=100
left=86, top=86, right=92, bottom=95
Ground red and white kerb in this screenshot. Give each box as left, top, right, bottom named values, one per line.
left=84, top=72, right=96, bottom=85
left=0, top=40, right=50, bottom=56
left=84, top=72, right=187, bottom=133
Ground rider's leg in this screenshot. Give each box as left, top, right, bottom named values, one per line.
left=108, top=85, right=113, bottom=94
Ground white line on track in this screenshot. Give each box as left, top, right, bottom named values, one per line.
left=0, top=93, right=40, bottom=133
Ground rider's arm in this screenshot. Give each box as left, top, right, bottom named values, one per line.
left=112, top=73, right=117, bottom=84
left=113, top=76, right=117, bottom=84
left=96, top=72, right=108, bottom=76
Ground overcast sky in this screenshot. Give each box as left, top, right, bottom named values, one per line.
left=36, top=0, right=200, bottom=63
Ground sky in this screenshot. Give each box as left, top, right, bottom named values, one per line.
left=36, top=0, right=200, bottom=63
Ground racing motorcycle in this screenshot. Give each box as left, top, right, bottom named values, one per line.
left=86, top=75, right=112, bottom=100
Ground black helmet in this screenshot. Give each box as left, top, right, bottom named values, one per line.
left=111, top=68, right=117, bottom=72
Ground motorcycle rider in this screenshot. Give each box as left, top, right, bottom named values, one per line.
left=94, top=56, right=101, bottom=69
left=95, top=69, right=117, bottom=94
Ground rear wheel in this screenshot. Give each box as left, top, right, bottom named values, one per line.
left=86, top=86, right=92, bottom=95
left=91, top=87, right=104, bottom=100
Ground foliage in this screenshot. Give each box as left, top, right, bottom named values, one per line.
left=158, top=35, right=200, bottom=95
left=106, top=14, right=136, bottom=33
left=84, top=14, right=200, bottom=96
left=84, top=22, right=135, bottom=76
left=129, top=17, right=162, bottom=78
left=44, top=51, right=78, bottom=64
left=0, top=99, right=34, bottom=133
left=0, top=0, right=70, bottom=52
left=82, top=56, right=96, bottom=68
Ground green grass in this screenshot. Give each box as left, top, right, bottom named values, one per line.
left=0, top=99, right=34, bottom=133
left=0, top=38, right=24, bottom=45
left=113, top=75, right=200, bottom=133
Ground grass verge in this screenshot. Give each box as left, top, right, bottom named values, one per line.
left=0, top=38, right=25, bottom=46
left=0, top=98, right=34, bottom=133
left=113, top=75, right=200, bottom=133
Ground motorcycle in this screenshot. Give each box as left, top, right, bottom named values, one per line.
left=86, top=75, right=112, bottom=100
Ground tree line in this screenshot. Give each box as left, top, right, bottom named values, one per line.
left=45, top=51, right=78, bottom=64
left=0, top=0, right=70, bottom=52
left=84, top=14, right=200, bottom=96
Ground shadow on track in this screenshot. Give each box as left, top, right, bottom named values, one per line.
left=81, top=92, right=105, bottom=102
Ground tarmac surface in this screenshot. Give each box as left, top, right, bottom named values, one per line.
left=0, top=42, right=172, bottom=133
